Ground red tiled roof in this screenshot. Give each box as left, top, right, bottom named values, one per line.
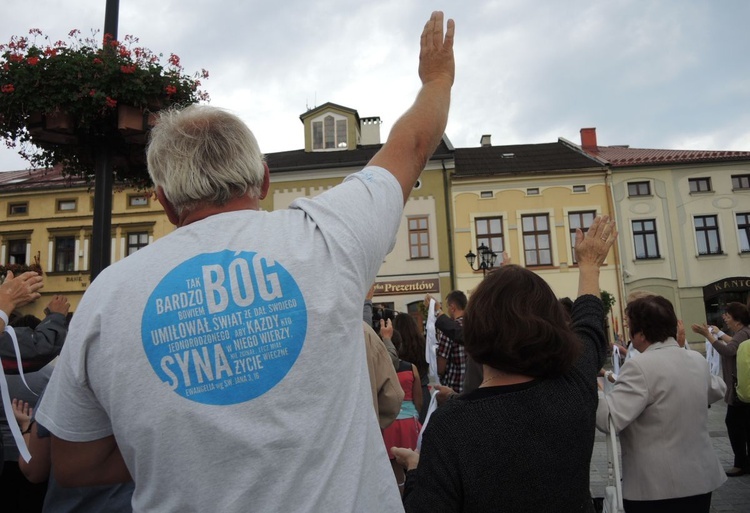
left=0, top=165, right=90, bottom=192
left=586, top=146, right=750, bottom=167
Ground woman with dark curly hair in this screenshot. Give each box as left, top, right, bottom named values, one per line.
left=392, top=216, right=616, bottom=512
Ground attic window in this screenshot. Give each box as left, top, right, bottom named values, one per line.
left=8, top=202, right=28, bottom=215
left=526, top=188, right=540, bottom=196
left=313, top=115, right=347, bottom=150
left=573, top=185, right=586, bottom=193
left=480, top=191, right=493, bottom=198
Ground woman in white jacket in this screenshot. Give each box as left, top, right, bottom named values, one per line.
left=597, top=295, right=726, bottom=513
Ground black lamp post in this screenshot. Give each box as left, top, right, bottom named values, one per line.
left=90, top=0, right=120, bottom=281
left=465, top=243, right=497, bottom=277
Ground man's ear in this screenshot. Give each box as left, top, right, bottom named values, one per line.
left=259, top=162, right=270, bottom=200
left=155, top=186, right=180, bottom=226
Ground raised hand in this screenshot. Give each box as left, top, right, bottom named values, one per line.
left=0, top=271, right=44, bottom=313
left=575, top=215, right=617, bottom=268
left=419, top=11, right=455, bottom=88
left=47, top=295, right=71, bottom=315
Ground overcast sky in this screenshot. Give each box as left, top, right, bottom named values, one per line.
left=2, top=0, right=749, bottom=172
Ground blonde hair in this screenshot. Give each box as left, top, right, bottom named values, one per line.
left=147, top=105, right=265, bottom=216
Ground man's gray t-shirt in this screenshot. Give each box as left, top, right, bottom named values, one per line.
left=37, top=167, right=405, bottom=512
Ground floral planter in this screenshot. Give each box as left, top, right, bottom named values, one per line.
left=118, top=105, right=158, bottom=144
left=26, top=110, right=78, bottom=145
left=118, top=105, right=147, bottom=134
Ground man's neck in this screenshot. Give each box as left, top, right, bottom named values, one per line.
left=178, top=195, right=259, bottom=227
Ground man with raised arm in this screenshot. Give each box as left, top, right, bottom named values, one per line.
left=36, top=11, right=455, bottom=513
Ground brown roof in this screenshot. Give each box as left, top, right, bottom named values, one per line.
left=585, top=146, right=750, bottom=167
left=0, top=165, right=88, bottom=192
left=265, top=140, right=454, bottom=173
left=454, top=142, right=605, bottom=177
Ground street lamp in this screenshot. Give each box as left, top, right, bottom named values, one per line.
left=90, top=0, right=120, bottom=281
left=465, top=243, right=498, bottom=277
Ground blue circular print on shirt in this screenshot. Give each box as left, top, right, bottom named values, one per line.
left=141, top=251, right=307, bottom=405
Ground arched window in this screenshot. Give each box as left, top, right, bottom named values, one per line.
left=312, top=115, right=347, bottom=150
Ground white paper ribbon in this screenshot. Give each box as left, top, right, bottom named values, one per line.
left=416, top=387, right=439, bottom=452
left=424, top=299, right=440, bottom=385
left=1, top=326, right=32, bottom=462
left=612, top=344, right=621, bottom=376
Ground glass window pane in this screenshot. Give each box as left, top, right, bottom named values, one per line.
left=489, top=218, right=502, bottom=233
left=635, top=237, right=646, bottom=259
left=336, top=119, right=347, bottom=147
left=324, top=116, right=335, bottom=149
left=313, top=122, right=323, bottom=149
left=740, top=231, right=750, bottom=252
left=522, top=217, right=534, bottom=231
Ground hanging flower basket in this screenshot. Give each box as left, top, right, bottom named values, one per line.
left=0, top=29, right=209, bottom=188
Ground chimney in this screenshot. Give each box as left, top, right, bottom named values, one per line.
left=580, top=128, right=598, bottom=150
left=360, top=117, right=381, bottom=145
left=480, top=134, right=492, bottom=147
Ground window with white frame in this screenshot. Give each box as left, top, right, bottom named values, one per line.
left=312, top=115, right=347, bottom=150
left=732, top=174, right=750, bottom=190
left=54, top=236, right=76, bottom=272
left=632, top=219, right=660, bottom=259
left=128, top=195, right=149, bottom=207
left=57, top=199, right=77, bottom=212
left=408, top=216, right=430, bottom=259
left=628, top=181, right=651, bottom=197
left=127, top=232, right=150, bottom=255
left=689, top=177, right=712, bottom=193
left=475, top=217, right=504, bottom=255
left=568, top=211, right=596, bottom=264
left=737, top=213, right=750, bottom=253
left=694, top=215, right=722, bottom=255
left=7, top=239, right=27, bottom=265
left=522, top=214, right=552, bottom=266
left=8, top=202, right=28, bottom=215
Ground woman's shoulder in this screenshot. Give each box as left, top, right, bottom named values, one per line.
left=397, top=360, right=414, bottom=372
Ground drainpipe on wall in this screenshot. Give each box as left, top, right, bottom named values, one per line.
left=442, top=159, right=456, bottom=291
left=604, top=168, right=627, bottom=336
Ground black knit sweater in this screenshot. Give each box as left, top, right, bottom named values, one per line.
left=403, top=294, right=606, bottom=512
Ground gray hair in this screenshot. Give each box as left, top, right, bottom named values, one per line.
left=147, top=105, right=265, bottom=216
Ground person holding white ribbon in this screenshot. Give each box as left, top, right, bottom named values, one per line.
left=598, top=295, right=726, bottom=512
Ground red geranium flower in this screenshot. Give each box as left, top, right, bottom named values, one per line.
left=105, top=96, right=117, bottom=108
left=1, top=84, right=15, bottom=93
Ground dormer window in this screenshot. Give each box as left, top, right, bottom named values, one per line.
left=313, top=115, right=347, bottom=150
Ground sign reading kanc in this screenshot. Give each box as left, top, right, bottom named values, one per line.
left=141, top=251, right=307, bottom=405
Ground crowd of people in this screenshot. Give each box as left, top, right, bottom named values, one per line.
left=0, top=10, right=748, bottom=513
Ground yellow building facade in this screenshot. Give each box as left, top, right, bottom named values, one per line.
left=451, top=139, right=625, bottom=336
left=0, top=167, right=172, bottom=317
